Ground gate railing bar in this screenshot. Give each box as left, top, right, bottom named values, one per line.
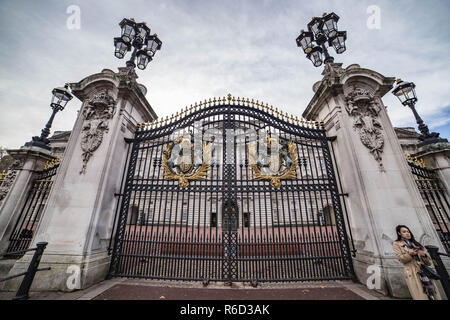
left=329, top=138, right=357, bottom=257
left=108, top=141, right=132, bottom=255
left=409, top=162, right=450, bottom=253
left=425, top=245, right=450, bottom=300
left=0, top=242, right=50, bottom=300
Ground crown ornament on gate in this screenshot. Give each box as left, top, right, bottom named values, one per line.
left=247, top=135, right=298, bottom=188
left=162, top=136, right=212, bottom=188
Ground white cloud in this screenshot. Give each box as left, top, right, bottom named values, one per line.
left=0, top=0, right=449, bottom=149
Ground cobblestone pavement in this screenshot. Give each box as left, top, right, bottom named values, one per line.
left=0, top=279, right=396, bottom=300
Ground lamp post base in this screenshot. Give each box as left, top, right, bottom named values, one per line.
left=417, top=136, right=449, bottom=148
left=24, top=136, right=51, bottom=151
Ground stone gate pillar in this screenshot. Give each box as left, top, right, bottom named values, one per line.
left=5, top=67, right=156, bottom=291
left=303, top=63, right=446, bottom=298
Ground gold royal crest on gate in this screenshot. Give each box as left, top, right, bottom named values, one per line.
left=247, top=135, right=298, bottom=188
left=162, top=136, right=212, bottom=188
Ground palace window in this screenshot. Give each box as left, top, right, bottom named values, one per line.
left=243, top=212, right=250, bottom=228
left=211, top=211, right=217, bottom=227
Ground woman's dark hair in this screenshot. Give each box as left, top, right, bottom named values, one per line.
left=395, top=225, right=423, bottom=248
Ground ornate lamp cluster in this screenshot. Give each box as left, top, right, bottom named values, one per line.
left=137, top=94, right=325, bottom=131
left=24, top=84, right=73, bottom=150
left=114, top=18, right=162, bottom=70
left=296, top=12, right=347, bottom=67
left=392, top=79, right=448, bottom=147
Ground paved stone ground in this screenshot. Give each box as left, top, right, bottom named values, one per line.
left=0, top=278, right=396, bottom=300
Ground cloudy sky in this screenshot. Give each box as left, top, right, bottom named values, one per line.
left=0, top=0, right=449, bottom=149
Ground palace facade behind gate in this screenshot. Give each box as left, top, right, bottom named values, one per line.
left=0, top=63, right=449, bottom=298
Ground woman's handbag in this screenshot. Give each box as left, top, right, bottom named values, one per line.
left=420, top=264, right=441, bottom=280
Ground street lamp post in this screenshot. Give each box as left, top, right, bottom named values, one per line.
left=392, top=79, right=448, bottom=147
left=24, top=84, right=73, bottom=150
left=296, top=12, right=347, bottom=67
left=114, top=18, right=162, bottom=70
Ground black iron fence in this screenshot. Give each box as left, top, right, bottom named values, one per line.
left=0, top=242, right=50, bottom=300
left=5, top=161, right=59, bottom=257
left=408, top=157, right=450, bottom=253
left=425, top=245, right=450, bottom=299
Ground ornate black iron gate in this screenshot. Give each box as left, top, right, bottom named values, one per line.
left=408, top=156, right=450, bottom=253
left=6, top=160, right=59, bottom=257
left=109, top=95, right=355, bottom=282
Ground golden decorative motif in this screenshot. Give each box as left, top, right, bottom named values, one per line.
left=0, top=170, right=6, bottom=181
left=43, top=157, right=60, bottom=170
left=247, top=135, right=298, bottom=188
left=162, top=136, right=212, bottom=188
left=406, top=154, right=426, bottom=168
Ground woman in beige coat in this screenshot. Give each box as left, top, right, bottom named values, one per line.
left=393, top=225, right=441, bottom=300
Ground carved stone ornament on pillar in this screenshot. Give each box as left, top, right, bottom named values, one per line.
left=0, top=160, right=24, bottom=205
left=80, top=89, right=116, bottom=174
left=344, top=87, right=385, bottom=170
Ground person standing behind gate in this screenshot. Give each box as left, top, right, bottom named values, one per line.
left=392, top=225, right=441, bottom=300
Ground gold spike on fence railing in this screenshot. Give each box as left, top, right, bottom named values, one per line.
left=420, top=158, right=426, bottom=168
